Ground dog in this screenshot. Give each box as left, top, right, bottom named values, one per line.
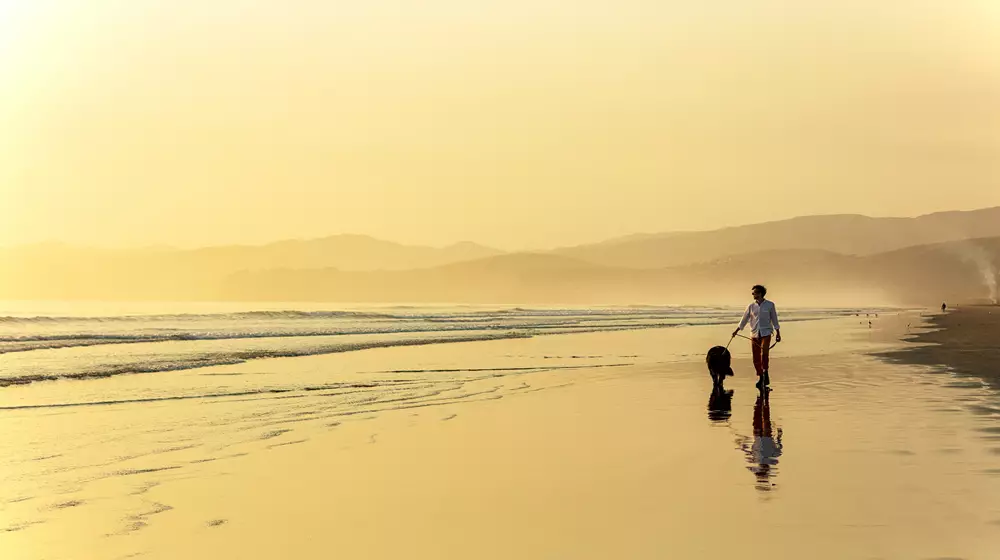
left=706, top=345, right=734, bottom=386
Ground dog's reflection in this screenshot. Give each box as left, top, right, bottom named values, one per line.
left=707, top=385, right=734, bottom=423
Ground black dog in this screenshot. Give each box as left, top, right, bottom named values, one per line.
left=706, top=346, right=734, bottom=386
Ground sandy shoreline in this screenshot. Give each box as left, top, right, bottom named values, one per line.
left=5, top=313, right=1000, bottom=559
left=879, top=305, right=1000, bottom=390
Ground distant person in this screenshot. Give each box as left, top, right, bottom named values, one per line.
left=942, top=302, right=947, bottom=312
left=732, top=284, right=781, bottom=390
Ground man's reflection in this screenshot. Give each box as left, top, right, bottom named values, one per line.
left=741, top=391, right=783, bottom=491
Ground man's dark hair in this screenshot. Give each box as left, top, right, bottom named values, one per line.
left=752, top=284, right=767, bottom=296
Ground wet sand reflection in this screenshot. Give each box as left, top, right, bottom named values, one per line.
left=739, top=391, right=783, bottom=491
left=707, top=385, right=734, bottom=423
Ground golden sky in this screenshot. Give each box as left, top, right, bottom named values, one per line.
left=2, top=1, right=999, bottom=249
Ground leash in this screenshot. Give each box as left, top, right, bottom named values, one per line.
left=731, top=332, right=780, bottom=350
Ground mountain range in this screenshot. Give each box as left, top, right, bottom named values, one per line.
left=2, top=207, right=999, bottom=306
left=221, top=237, right=1000, bottom=307
left=554, top=206, right=1000, bottom=268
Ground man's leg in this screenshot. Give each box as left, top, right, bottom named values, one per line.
left=752, top=338, right=763, bottom=376
left=760, top=335, right=772, bottom=385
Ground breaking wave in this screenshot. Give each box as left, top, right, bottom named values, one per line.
left=0, top=304, right=888, bottom=387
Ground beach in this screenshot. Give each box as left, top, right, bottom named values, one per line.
left=880, top=305, right=1000, bottom=390
left=4, top=307, right=1000, bottom=559
left=7, top=1, right=1000, bottom=558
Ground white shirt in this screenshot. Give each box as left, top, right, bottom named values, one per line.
left=737, top=299, right=780, bottom=337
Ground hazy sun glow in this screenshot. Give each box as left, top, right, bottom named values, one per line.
left=2, top=1, right=999, bottom=249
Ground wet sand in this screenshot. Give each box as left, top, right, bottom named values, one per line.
left=880, top=305, right=1000, bottom=389
left=5, top=314, right=1000, bottom=559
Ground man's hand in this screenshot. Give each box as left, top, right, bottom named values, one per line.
left=732, top=328, right=740, bottom=338
left=775, top=332, right=782, bottom=343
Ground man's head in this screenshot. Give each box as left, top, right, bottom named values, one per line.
left=751, top=284, right=767, bottom=302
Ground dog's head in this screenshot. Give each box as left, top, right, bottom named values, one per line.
left=706, top=346, right=734, bottom=379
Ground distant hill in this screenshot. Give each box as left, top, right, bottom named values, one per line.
left=553, top=207, right=1000, bottom=268
left=218, top=237, right=1000, bottom=306
left=1, top=236, right=501, bottom=272
left=175, top=235, right=503, bottom=272
left=0, top=236, right=502, bottom=300
left=2, top=210, right=998, bottom=305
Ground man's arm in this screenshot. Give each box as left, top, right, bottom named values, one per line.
left=733, top=305, right=751, bottom=337
left=771, top=303, right=781, bottom=341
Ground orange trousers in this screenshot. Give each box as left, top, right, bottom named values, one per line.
left=752, top=335, right=771, bottom=376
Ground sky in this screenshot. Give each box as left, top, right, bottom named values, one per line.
left=2, top=1, right=999, bottom=250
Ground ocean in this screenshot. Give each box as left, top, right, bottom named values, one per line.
left=0, top=301, right=874, bottom=390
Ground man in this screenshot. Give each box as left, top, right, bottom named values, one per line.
left=732, top=284, right=781, bottom=389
